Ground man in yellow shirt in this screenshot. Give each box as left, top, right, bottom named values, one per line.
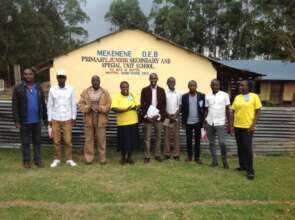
left=112, top=81, right=140, bottom=165
left=230, top=80, right=262, bottom=180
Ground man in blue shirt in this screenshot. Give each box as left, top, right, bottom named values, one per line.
left=12, top=68, right=47, bottom=168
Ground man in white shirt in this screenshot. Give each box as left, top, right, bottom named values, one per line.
left=205, top=79, right=230, bottom=169
left=47, top=70, right=77, bottom=168
left=164, top=77, right=182, bottom=160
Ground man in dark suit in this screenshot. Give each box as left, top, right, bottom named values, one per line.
left=181, top=80, right=205, bottom=164
left=140, top=73, right=166, bottom=163
left=12, top=68, right=47, bottom=168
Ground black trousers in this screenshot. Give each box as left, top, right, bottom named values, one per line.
left=185, top=123, right=202, bottom=160
left=20, top=123, right=42, bottom=163
left=234, top=127, right=254, bottom=173
left=118, top=124, right=138, bottom=156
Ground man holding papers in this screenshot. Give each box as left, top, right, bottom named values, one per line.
left=140, top=73, right=166, bottom=163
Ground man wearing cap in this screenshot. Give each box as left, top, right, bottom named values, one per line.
left=47, top=70, right=77, bottom=167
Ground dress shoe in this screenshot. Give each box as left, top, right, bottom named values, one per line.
left=164, top=155, right=171, bottom=160
left=210, top=161, right=218, bottom=167
left=126, top=158, right=135, bottom=165
left=247, top=172, right=255, bottom=180
left=223, top=161, right=229, bottom=169
left=34, top=161, right=44, bottom=168
left=155, top=156, right=163, bottom=162
left=195, top=159, right=203, bottom=165
left=100, top=161, right=107, bottom=165
left=235, top=167, right=246, bottom=171
left=120, top=158, right=127, bottom=165
left=23, top=161, right=31, bottom=169
left=185, top=157, right=192, bottom=162
left=173, top=156, right=180, bottom=161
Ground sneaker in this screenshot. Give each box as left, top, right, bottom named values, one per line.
left=144, top=158, right=150, bottom=164
left=66, top=160, right=77, bottom=167
left=50, top=159, right=60, bottom=168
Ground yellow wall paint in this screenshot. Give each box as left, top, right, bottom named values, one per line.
left=259, top=81, right=295, bottom=102
left=259, top=82, right=271, bottom=101
left=283, top=82, right=295, bottom=101
left=50, top=29, right=216, bottom=98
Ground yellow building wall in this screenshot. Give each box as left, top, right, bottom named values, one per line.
left=259, top=82, right=271, bottom=101
left=50, top=29, right=216, bottom=98
left=283, top=82, right=295, bottom=101
left=259, top=81, right=295, bottom=102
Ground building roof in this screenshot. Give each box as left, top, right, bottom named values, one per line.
left=51, top=28, right=260, bottom=77
left=35, top=28, right=262, bottom=78
left=221, top=60, right=295, bottom=81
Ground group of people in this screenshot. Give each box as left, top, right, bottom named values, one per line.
left=12, top=68, right=262, bottom=180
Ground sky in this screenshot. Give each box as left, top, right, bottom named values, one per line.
left=81, top=0, right=153, bottom=42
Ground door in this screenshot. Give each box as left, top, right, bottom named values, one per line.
left=270, top=82, right=283, bottom=104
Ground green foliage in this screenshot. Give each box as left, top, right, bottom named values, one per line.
left=252, top=0, right=295, bottom=60
left=150, top=0, right=192, bottom=48
left=0, top=0, right=90, bottom=81
left=150, top=0, right=295, bottom=61
left=105, top=0, right=149, bottom=31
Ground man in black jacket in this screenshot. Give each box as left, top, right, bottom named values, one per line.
left=12, top=68, right=47, bottom=168
left=181, top=80, right=205, bottom=164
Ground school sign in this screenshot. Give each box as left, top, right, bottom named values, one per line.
left=49, top=29, right=216, bottom=97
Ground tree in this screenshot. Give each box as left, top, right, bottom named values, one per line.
left=215, top=0, right=258, bottom=59
left=150, top=0, right=295, bottom=61
left=150, top=0, right=192, bottom=48
left=252, top=0, right=295, bottom=60
left=105, top=0, right=149, bottom=31
left=0, top=0, right=90, bottom=82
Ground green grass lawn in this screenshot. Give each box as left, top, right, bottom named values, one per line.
left=0, top=148, right=294, bottom=220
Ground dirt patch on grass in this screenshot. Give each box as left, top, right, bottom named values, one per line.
left=0, top=200, right=294, bottom=210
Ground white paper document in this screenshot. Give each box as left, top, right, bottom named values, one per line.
left=146, top=105, right=160, bottom=119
